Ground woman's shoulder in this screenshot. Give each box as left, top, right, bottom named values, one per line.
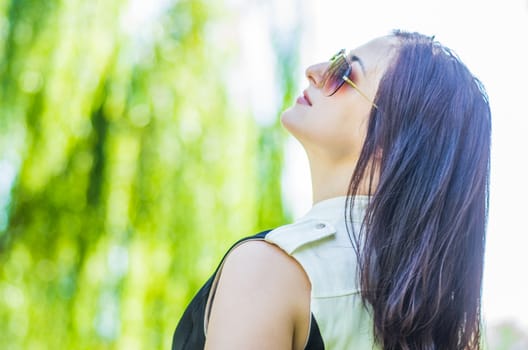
left=220, top=239, right=311, bottom=291
left=205, top=238, right=311, bottom=349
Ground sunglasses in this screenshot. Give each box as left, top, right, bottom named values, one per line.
left=321, top=49, right=378, bottom=108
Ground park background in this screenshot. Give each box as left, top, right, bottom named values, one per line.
left=0, top=0, right=527, bottom=349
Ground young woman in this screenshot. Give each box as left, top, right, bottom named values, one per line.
left=172, top=30, right=491, bottom=350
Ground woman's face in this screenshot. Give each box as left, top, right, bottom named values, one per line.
left=281, top=36, right=397, bottom=164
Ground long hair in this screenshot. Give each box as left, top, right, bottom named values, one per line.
left=345, top=31, right=491, bottom=349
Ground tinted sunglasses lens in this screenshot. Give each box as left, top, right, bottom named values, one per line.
left=322, top=54, right=349, bottom=96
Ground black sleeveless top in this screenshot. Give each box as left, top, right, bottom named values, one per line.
left=171, top=230, right=325, bottom=349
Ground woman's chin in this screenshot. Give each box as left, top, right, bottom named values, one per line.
left=280, top=107, right=300, bottom=132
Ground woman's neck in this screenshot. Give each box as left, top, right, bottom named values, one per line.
left=308, top=153, right=376, bottom=204
left=309, top=157, right=356, bottom=204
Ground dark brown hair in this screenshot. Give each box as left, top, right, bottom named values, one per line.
left=346, top=31, right=491, bottom=349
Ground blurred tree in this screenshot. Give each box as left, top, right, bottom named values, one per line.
left=0, top=0, right=299, bottom=348
left=484, top=321, right=528, bottom=350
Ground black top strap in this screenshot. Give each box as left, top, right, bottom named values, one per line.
left=171, top=230, right=324, bottom=349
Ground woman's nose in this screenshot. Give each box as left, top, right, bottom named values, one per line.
left=305, top=62, right=327, bottom=88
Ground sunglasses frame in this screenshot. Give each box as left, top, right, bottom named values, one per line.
left=323, top=49, right=378, bottom=109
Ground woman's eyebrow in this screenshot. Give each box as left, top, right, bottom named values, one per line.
left=349, top=55, right=366, bottom=75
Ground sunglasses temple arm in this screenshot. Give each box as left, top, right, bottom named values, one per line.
left=342, top=76, right=378, bottom=109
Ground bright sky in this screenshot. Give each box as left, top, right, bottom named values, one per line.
left=278, top=0, right=528, bottom=331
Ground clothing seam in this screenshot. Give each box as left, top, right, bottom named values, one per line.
left=313, top=290, right=362, bottom=299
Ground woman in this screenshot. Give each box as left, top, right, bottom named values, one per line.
left=172, top=30, right=491, bottom=349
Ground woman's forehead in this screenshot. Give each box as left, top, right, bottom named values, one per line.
left=350, top=36, right=397, bottom=73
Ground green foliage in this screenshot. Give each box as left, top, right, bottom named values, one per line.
left=484, top=321, right=528, bottom=350
left=0, top=0, right=299, bottom=348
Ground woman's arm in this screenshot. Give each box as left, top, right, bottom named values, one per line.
left=204, top=240, right=311, bottom=350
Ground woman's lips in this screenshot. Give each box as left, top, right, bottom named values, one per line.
left=296, top=90, right=312, bottom=106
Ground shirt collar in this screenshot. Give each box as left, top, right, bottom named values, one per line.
left=302, top=195, right=370, bottom=223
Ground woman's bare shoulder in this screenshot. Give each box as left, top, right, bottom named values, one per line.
left=204, top=240, right=311, bottom=350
